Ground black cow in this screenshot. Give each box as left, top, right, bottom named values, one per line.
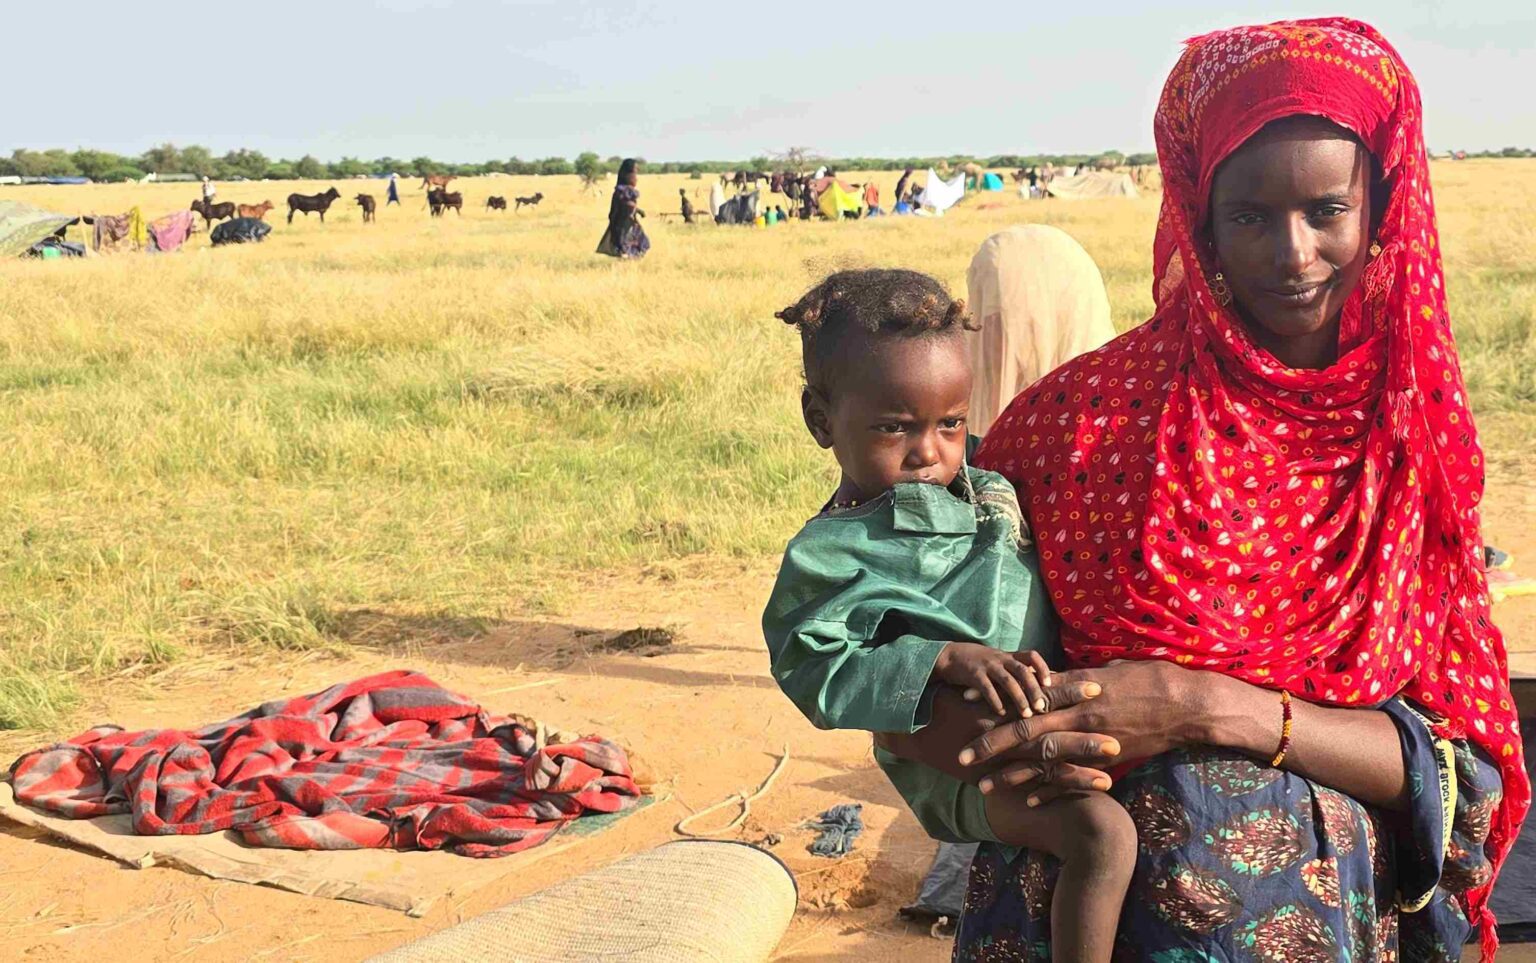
left=286, top=187, right=342, bottom=224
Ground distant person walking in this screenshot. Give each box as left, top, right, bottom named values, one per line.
left=596, top=158, right=650, bottom=259
left=386, top=172, right=401, bottom=206
left=201, top=176, right=216, bottom=203
left=680, top=188, right=696, bottom=224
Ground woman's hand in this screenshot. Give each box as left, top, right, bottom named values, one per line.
left=959, top=660, right=1219, bottom=775
left=878, top=680, right=1120, bottom=795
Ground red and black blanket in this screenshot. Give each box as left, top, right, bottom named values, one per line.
left=7, top=671, right=641, bottom=856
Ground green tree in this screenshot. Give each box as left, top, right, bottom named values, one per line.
left=410, top=156, right=437, bottom=176
left=266, top=161, right=297, bottom=180
left=330, top=156, right=370, bottom=178
left=180, top=145, right=215, bottom=177
left=139, top=143, right=182, bottom=174
left=70, top=149, right=128, bottom=181
left=573, top=151, right=607, bottom=189
left=506, top=156, right=535, bottom=175
left=220, top=149, right=270, bottom=180
left=294, top=155, right=327, bottom=179
left=101, top=165, right=147, bottom=183
left=538, top=156, right=572, bottom=176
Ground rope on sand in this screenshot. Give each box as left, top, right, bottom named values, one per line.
left=674, top=745, right=790, bottom=838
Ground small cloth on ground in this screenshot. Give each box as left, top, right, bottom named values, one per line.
left=806, top=802, right=863, bottom=857
left=8, top=670, right=641, bottom=857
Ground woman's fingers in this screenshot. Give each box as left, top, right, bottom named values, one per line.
left=958, top=715, right=1121, bottom=768
left=1040, top=674, right=1104, bottom=713
left=977, top=763, right=1114, bottom=796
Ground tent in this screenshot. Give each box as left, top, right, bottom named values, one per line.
left=0, top=200, right=76, bottom=258
left=981, top=172, right=1004, bottom=191
left=921, top=169, right=966, bottom=214
left=817, top=180, right=862, bottom=219
left=1045, top=171, right=1140, bottom=200
left=716, top=190, right=760, bottom=225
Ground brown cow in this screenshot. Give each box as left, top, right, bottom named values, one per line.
left=427, top=189, right=463, bottom=216
left=191, top=198, right=236, bottom=227
left=485, top=196, right=507, bottom=211
left=420, top=174, right=454, bottom=191
left=355, top=193, right=377, bottom=223
left=237, top=200, right=274, bottom=220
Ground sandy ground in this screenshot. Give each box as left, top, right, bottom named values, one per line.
left=1, top=483, right=1534, bottom=962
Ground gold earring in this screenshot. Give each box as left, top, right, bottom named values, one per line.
left=1210, top=272, right=1232, bottom=306
left=1369, top=241, right=1383, bottom=258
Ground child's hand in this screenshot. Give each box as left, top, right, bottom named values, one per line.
left=933, top=644, right=1051, bottom=717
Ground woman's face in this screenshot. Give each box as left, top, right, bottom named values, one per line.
left=1209, top=116, right=1375, bottom=367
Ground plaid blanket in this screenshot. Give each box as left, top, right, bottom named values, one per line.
left=7, top=671, right=641, bottom=856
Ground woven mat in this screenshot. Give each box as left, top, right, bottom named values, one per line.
left=367, top=840, right=796, bottom=962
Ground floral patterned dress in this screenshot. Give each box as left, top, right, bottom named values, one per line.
left=953, top=701, right=1503, bottom=962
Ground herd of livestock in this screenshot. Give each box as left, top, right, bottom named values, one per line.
left=184, top=175, right=548, bottom=231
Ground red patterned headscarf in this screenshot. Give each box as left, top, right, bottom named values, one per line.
left=975, top=18, right=1527, bottom=947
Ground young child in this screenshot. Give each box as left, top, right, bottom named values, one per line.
left=763, top=269, right=1134, bottom=962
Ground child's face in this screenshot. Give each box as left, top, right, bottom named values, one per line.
left=804, top=333, right=972, bottom=501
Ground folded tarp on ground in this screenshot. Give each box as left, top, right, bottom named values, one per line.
left=9, top=670, right=643, bottom=857
left=0, top=199, right=76, bottom=257
left=212, top=216, right=273, bottom=246
left=1046, top=170, right=1141, bottom=199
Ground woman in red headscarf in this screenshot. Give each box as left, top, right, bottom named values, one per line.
left=879, top=18, right=1528, bottom=960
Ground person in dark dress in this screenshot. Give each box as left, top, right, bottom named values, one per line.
left=596, top=158, right=650, bottom=259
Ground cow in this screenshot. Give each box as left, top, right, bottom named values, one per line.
left=514, top=192, right=544, bottom=212
left=190, top=198, right=236, bottom=227
left=420, top=174, right=454, bottom=191
left=485, top=196, right=507, bottom=211
left=287, top=187, right=342, bottom=224
left=427, top=189, right=463, bottom=216
left=237, top=200, right=274, bottom=220
left=355, top=193, right=376, bottom=223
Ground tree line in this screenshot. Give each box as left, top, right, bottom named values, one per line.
left=10, top=142, right=1528, bottom=183
left=1, top=144, right=1169, bottom=183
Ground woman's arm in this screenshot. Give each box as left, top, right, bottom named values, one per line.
left=953, top=661, right=1410, bottom=811
left=1191, top=670, right=1409, bottom=810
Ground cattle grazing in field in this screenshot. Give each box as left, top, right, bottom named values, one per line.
left=191, top=198, right=236, bottom=227
left=355, top=193, right=376, bottom=223
left=287, top=187, right=342, bottom=224
left=427, top=189, right=463, bottom=216
left=420, top=174, right=454, bottom=191
left=723, top=170, right=768, bottom=191
left=485, top=196, right=507, bottom=211
left=237, top=200, right=274, bottom=220
left=514, top=192, right=544, bottom=211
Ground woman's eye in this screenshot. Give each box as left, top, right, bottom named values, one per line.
left=941, top=418, right=966, bottom=430
left=876, top=423, right=905, bottom=434
left=1232, top=212, right=1264, bottom=226
left=1311, top=205, right=1349, bottom=219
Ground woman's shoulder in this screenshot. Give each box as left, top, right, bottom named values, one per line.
left=975, top=322, right=1172, bottom=479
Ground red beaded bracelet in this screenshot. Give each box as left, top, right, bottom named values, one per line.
left=1270, top=690, right=1294, bottom=768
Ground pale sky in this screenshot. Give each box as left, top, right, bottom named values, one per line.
left=9, top=1, right=1533, bottom=161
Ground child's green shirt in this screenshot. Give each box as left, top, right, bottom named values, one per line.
left=762, top=465, right=1057, bottom=844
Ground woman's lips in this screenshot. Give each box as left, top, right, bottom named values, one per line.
left=1261, top=279, right=1329, bottom=307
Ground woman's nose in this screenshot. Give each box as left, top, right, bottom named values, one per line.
left=1275, top=215, right=1319, bottom=278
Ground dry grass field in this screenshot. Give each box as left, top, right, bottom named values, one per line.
left=2, top=162, right=1535, bottom=731
left=2, top=165, right=1536, bottom=963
